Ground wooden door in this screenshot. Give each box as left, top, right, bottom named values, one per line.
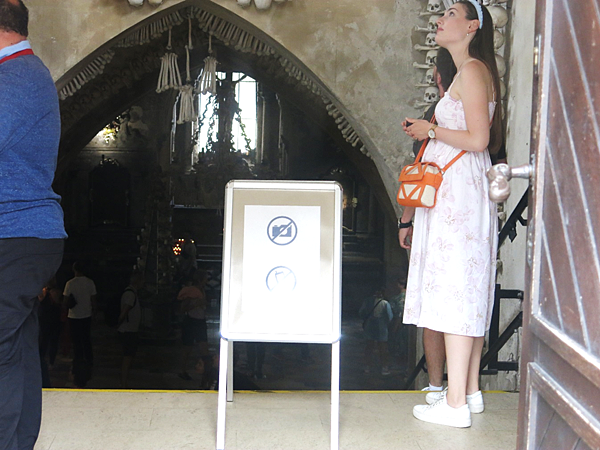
left=517, top=0, right=600, bottom=448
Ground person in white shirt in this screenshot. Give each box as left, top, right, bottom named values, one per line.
left=63, top=262, right=96, bottom=387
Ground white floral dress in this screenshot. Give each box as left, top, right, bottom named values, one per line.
left=402, top=88, right=498, bottom=337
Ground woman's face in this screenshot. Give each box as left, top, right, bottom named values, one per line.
left=435, top=3, right=477, bottom=47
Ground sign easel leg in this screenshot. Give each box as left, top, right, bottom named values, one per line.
left=331, top=340, right=340, bottom=450
left=227, top=341, right=234, bottom=402
left=216, top=337, right=229, bottom=450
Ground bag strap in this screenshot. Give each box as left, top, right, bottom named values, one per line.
left=363, top=299, right=384, bottom=324
left=413, top=113, right=467, bottom=173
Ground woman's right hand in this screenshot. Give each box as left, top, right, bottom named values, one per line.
left=398, top=226, right=413, bottom=249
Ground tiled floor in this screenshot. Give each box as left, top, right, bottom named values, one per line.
left=35, top=390, right=519, bottom=450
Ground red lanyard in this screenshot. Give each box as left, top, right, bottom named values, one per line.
left=0, top=49, right=34, bottom=65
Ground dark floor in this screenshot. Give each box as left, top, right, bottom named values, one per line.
left=45, top=311, right=414, bottom=391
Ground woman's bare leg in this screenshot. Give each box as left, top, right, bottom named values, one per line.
left=444, top=333, right=475, bottom=408
left=467, top=336, right=485, bottom=395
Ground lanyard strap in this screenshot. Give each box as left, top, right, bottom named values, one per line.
left=0, top=49, right=34, bottom=65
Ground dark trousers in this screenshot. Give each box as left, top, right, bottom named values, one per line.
left=0, top=238, right=63, bottom=450
left=69, top=315, right=93, bottom=388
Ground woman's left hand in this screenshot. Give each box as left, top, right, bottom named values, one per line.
left=404, top=118, right=432, bottom=141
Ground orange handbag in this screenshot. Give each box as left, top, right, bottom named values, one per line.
left=397, top=116, right=466, bottom=208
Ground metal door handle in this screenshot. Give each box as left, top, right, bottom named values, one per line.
left=486, top=163, right=533, bottom=203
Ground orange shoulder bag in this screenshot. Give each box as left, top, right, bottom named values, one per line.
left=397, top=115, right=466, bottom=208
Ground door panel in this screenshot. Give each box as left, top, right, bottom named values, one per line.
left=518, top=0, right=600, bottom=448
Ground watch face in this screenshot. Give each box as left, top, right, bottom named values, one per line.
left=428, top=129, right=435, bottom=139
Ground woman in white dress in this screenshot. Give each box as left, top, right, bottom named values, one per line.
left=399, top=0, right=503, bottom=428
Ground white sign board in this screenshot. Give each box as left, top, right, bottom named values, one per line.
left=220, top=180, right=342, bottom=344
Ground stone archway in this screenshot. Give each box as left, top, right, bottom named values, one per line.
left=55, top=2, right=395, bottom=220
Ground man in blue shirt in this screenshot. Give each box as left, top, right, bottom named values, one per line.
left=0, top=1, right=66, bottom=449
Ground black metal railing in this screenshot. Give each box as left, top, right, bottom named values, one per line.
left=403, top=188, right=529, bottom=389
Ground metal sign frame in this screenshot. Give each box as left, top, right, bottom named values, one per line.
left=216, top=180, right=342, bottom=450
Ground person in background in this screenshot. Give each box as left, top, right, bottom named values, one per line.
left=38, top=277, right=63, bottom=387
left=0, top=1, right=67, bottom=448
left=117, top=271, right=144, bottom=388
left=359, top=289, right=393, bottom=376
left=178, top=269, right=209, bottom=381
left=63, top=262, right=97, bottom=388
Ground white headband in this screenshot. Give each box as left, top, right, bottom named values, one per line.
left=466, top=0, right=484, bottom=29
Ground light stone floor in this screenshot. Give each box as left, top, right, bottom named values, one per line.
left=35, top=390, right=519, bottom=450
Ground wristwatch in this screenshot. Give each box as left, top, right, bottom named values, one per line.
left=427, top=124, right=438, bottom=139
left=398, top=218, right=413, bottom=229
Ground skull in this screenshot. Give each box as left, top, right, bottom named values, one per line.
left=425, top=68, right=435, bottom=85
left=493, top=30, right=505, bottom=50
left=489, top=5, right=509, bottom=28
left=424, top=87, right=440, bottom=103
left=427, top=0, right=444, bottom=13
left=495, top=54, right=506, bottom=77
left=426, top=32, right=437, bottom=47
left=254, top=0, right=273, bottom=9
left=128, top=0, right=143, bottom=5
left=428, top=15, right=442, bottom=31
left=426, top=49, right=438, bottom=66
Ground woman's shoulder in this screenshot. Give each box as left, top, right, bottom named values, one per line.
left=460, top=59, right=489, bottom=81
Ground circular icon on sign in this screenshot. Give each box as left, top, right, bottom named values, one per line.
left=266, top=266, right=297, bottom=292
left=267, top=216, right=297, bottom=246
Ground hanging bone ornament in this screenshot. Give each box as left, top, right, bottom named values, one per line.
left=489, top=5, right=509, bottom=28
left=424, top=86, right=440, bottom=103
left=493, top=29, right=505, bottom=50
left=128, top=0, right=144, bottom=6
left=495, top=54, right=506, bottom=77
left=156, top=28, right=182, bottom=93
left=426, top=0, right=444, bottom=14
left=426, top=32, right=438, bottom=47
left=425, top=49, right=438, bottom=66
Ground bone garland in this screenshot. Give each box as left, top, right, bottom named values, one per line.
left=199, top=55, right=218, bottom=95
left=177, top=17, right=197, bottom=124
left=156, top=28, right=183, bottom=93
left=59, top=50, right=115, bottom=100
left=177, top=85, right=196, bottom=124
left=116, top=11, right=184, bottom=48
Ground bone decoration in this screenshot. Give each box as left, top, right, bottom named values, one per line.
left=127, top=0, right=163, bottom=6
left=236, top=0, right=292, bottom=9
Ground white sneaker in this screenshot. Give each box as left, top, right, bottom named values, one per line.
left=426, top=388, right=485, bottom=414
left=466, top=390, right=484, bottom=413
left=413, top=396, right=471, bottom=428
left=425, top=387, right=447, bottom=404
